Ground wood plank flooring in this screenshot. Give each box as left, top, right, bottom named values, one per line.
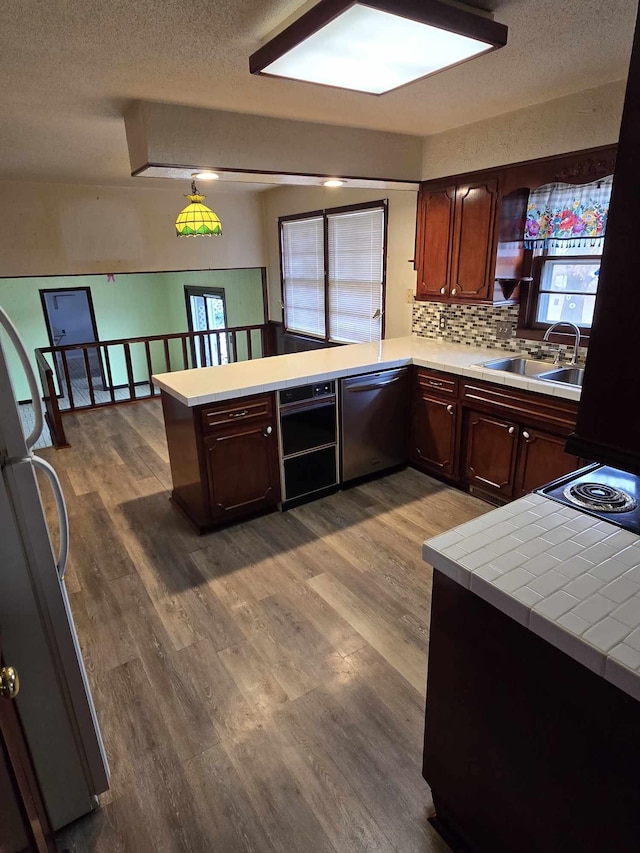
left=38, top=400, right=491, bottom=853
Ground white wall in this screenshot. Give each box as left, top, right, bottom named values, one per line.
left=421, top=80, right=625, bottom=179
left=261, top=186, right=418, bottom=339
left=0, top=180, right=265, bottom=278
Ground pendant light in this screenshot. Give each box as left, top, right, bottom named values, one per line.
left=175, top=181, right=222, bottom=237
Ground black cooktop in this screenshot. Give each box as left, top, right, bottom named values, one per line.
left=537, top=464, right=640, bottom=535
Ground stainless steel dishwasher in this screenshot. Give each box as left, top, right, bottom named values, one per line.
left=340, top=367, right=410, bottom=483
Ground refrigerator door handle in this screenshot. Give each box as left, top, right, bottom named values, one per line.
left=0, top=306, right=44, bottom=449
left=29, top=455, right=70, bottom=580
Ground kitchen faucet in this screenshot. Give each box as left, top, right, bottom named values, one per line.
left=543, top=321, right=582, bottom=366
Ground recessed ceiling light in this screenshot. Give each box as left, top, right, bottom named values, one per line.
left=323, top=179, right=345, bottom=187
left=250, top=0, right=507, bottom=95
left=192, top=171, right=219, bottom=180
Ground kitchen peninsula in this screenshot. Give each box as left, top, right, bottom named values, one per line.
left=422, top=496, right=640, bottom=852
left=153, top=336, right=583, bottom=531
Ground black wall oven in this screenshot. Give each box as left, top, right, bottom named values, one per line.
left=278, top=382, right=338, bottom=507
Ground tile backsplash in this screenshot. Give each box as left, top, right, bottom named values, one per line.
left=412, top=302, right=588, bottom=363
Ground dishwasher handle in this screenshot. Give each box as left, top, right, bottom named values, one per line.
left=344, top=374, right=404, bottom=392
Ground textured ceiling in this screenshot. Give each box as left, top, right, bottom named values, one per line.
left=0, top=0, right=636, bottom=187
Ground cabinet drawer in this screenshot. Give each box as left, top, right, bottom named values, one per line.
left=200, top=394, right=274, bottom=434
left=415, top=368, right=458, bottom=398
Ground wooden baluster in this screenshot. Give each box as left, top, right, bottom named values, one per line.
left=60, top=350, right=75, bottom=411
left=181, top=336, right=189, bottom=370
left=246, top=329, right=253, bottom=361
left=104, top=345, right=116, bottom=402
left=83, top=347, right=96, bottom=407
left=144, top=341, right=154, bottom=397
left=229, top=331, right=236, bottom=363
left=199, top=333, right=206, bottom=368
left=123, top=343, right=135, bottom=400
left=163, top=338, right=171, bottom=372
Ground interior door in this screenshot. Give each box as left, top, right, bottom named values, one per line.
left=40, top=288, right=104, bottom=393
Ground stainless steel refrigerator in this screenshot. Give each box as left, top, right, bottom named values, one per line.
left=0, top=306, right=109, bottom=829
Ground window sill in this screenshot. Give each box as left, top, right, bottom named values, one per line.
left=515, top=327, right=591, bottom=346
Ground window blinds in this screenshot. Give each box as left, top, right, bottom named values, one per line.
left=328, top=206, right=384, bottom=344
left=281, top=216, right=325, bottom=338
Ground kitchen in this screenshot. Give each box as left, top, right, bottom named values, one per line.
left=5, top=0, right=635, bottom=849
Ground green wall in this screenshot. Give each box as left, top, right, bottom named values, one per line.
left=0, top=268, right=265, bottom=401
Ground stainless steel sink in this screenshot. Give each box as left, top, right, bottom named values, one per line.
left=482, top=356, right=555, bottom=377
left=536, top=366, right=585, bottom=387
left=480, top=356, right=584, bottom=387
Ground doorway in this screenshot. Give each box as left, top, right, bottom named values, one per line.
left=185, top=286, right=229, bottom=367
left=40, top=288, right=104, bottom=392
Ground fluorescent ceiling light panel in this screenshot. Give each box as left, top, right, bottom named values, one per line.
left=250, top=0, right=507, bottom=95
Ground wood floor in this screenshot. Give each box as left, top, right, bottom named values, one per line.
left=38, top=400, right=490, bottom=853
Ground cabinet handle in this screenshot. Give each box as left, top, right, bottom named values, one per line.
left=451, top=288, right=458, bottom=295
left=440, top=287, right=446, bottom=295
left=446, top=404, right=454, bottom=415
left=523, top=431, right=530, bottom=440
left=264, top=425, right=273, bottom=436
left=508, top=426, right=515, bottom=436
left=429, top=380, right=443, bottom=386
left=228, top=410, right=249, bottom=419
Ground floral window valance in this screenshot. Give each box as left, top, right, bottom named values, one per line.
left=524, top=176, right=613, bottom=249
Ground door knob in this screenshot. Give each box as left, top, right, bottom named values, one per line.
left=264, top=425, right=273, bottom=436
left=440, top=287, right=446, bottom=294
left=451, top=288, right=458, bottom=295
left=508, top=426, right=515, bottom=436
left=446, top=404, right=454, bottom=414
left=523, top=431, right=531, bottom=440
left=0, top=666, right=19, bottom=700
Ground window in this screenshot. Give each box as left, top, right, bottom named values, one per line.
left=524, top=177, right=612, bottom=331
left=280, top=201, right=387, bottom=344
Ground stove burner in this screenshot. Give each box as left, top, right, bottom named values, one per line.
left=563, top=482, right=637, bottom=513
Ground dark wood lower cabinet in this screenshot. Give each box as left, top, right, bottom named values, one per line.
left=424, top=571, right=640, bottom=853
left=204, top=421, right=280, bottom=523
left=410, top=394, right=458, bottom=478
left=162, top=390, right=281, bottom=532
left=514, top=427, right=582, bottom=499
left=463, top=410, right=518, bottom=500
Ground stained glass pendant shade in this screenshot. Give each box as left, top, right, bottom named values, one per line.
left=175, top=181, right=222, bottom=237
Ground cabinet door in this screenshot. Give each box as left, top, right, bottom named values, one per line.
left=204, top=422, right=280, bottom=520
left=416, top=185, right=456, bottom=300
left=514, top=428, right=581, bottom=499
left=411, top=393, right=458, bottom=477
left=464, top=410, right=518, bottom=499
left=450, top=179, right=499, bottom=301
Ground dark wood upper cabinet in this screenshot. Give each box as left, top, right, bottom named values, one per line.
left=415, top=173, right=527, bottom=305
left=417, top=184, right=456, bottom=299
left=450, top=179, right=499, bottom=300
left=566, top=12, right=640, bottom=474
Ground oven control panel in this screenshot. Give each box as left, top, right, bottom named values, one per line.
left=279, top=381, right=335, bottom=406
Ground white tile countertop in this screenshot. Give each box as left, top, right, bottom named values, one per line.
left=153, top=336, right=582, bottom=407
left=423, top=494, right=640, bottom=703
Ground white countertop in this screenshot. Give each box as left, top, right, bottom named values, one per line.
left=423, top=495, right=640, bottom=703
left=152, top=336, right=582, bottom=407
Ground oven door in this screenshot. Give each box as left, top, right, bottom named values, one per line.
left=279, top=398, right=337, bottom=457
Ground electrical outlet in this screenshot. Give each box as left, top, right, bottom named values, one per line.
left=439, top=314, right=447, bottom=331
left=495, top=321, right=514, bottom=340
